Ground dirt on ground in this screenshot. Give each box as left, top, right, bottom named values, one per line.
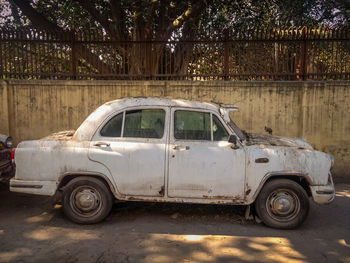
left=0, top=183, right=349, bottom=263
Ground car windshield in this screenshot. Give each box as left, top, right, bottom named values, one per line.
left=228, top=119, right=246, bottom=142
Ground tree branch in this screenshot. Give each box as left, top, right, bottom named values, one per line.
left=10, top=0, right=63, bottom=31
left=74, top=0, right=115, bottom=36
left=162, top=0, right=211, bottom=41
left=144, top=0, right=158, bottom=39
left=109, top=0, right=125, bottom=40
left=10, top=0, right=113, bottom=74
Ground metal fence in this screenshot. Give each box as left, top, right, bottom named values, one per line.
left=0, top=27, right=349, bottom=80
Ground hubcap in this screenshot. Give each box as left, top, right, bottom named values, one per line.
left=70, top=186, right=102, bottom=217
left=271, top=193, right=294, bottom=214
left=266, top=189, right=300, bottom=222
left=75, top=189, right=99, bottom=212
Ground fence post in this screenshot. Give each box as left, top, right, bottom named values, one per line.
left=301, top=27, right=308, bottom=80
left=0, top=30, right=3, bottom=78
left=223, top=29, right=229, bottom=80
left=71, top=32, right=77, bottom=79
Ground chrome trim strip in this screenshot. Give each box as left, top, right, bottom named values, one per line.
left=11, top=184, right=43, bottom=189
left=316, top=190, right=335, bottom=195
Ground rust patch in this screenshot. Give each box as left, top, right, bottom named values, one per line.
left=245, top=182, right=252, bottom=196
left=202, top=195, right=242, bottom=201
left=42, top=130, right=75, bottom=141
left=246, top=133, right=307, bottom=148
left=202, top=195, right=226, bottom=199
left=158, top=186, right=165, bottom=196
left=124, top=196, right=244, bottom=205
left=126, top=196, right=159, bottom=202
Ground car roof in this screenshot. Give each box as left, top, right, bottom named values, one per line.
left=103, top=97, right=220, bottom=111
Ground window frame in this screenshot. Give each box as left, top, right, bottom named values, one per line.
left=95, top=106, right=168, bottom=141
left=172, top=108, right=231, bottom=143
left=212, top=113, right=230, bottom=142
left=99, top=111, right=124, bottom=138
left=123, top=108, right=166, bottom=139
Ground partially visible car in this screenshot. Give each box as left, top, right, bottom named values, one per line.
left=0, top=134, right=15, bottom=182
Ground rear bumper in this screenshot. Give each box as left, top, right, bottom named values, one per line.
left=310, top=175, right=335, bottom=205
left=10, top=179, right=57, bottom=196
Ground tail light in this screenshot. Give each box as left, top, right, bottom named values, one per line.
left=328, top=173, right=333, bottom=184
left=11, top=148, right=15, bottom=161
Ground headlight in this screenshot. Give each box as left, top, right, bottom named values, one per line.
left=5, top=137, right=13, bottom=148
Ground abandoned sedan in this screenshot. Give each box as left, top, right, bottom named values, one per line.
left=10, top=98, right=335, bottom=229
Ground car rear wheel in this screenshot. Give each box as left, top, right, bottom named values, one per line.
left=255, top=179, right=309, bottom=229
left=62, top=177, right=113, bottom=224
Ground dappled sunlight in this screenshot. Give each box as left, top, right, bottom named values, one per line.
left=140, top=234, right=307, bottom=263
left=184, top=235, right=204, bottom=242
left=24, top=226, right=99, bottom=241
left=0, top=248, right=31, bottom=262
left=25, top=212, right=55, bottom=223
left=217, top=141, right=232, bottom=147
left=336, top=189, right=350, bottom=198
left=338, top=239, right=350, bottom=247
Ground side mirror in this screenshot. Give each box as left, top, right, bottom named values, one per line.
left=228, top=134, right=237, bottom=144
left=228, top=135, right=239, bottom=149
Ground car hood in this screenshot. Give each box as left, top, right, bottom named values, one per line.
left=245, top=133, right=313, bottom=149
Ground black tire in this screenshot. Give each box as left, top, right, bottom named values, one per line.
left=255, top=179, right=309, bottom=229
left=62, top=176, right=113, bottom=224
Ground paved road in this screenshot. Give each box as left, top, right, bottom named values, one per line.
left=0, top=183, right=349, bottom=263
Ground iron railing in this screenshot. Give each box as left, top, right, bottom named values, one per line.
left=0, top=27, right=349, bottom=80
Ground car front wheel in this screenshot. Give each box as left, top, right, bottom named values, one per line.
left=255, top=179, right=309, bottom=229
left=62, top=176, right=113, bottom=224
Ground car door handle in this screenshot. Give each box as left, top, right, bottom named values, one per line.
left=94, top=142, right=110, bottom=147
left=173, top=145, right=190, bottom=151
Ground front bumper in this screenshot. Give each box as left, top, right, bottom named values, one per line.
left=310, top=174, right=335, bottom=205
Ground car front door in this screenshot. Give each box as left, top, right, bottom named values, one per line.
left=168, top=108, right=246, bottom=200
left=89, top=107, right=168, bottom=197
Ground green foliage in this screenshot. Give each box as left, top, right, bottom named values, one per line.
left=2, top=0, right=349, bottom=33
left=0, top=0, right=349, bottom=79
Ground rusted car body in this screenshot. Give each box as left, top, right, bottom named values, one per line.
left=10, top=98, right=335, bottom=228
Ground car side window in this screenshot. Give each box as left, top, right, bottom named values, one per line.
left=100, top=112, right=123, bottom=137
left=174, top=110, right=211, bottom=140
left=124, top=109, right=165, bottom=139
left=212, top=115, right=229, bottom=141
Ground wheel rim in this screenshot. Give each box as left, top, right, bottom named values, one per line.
left=265, top=189, right=301, bottom=222
left=70, top=186, right=102, bottom=218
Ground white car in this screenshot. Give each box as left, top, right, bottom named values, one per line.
left=10, top=98, right=335, bottom=229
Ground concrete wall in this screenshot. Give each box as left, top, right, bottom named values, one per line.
left=0, top=80, right=349, bottom=181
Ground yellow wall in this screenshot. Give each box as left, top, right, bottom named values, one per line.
left=0, top=80, right=349, bottom=181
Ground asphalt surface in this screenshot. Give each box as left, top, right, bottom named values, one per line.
left=0, top=183, right=349, bottom=263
